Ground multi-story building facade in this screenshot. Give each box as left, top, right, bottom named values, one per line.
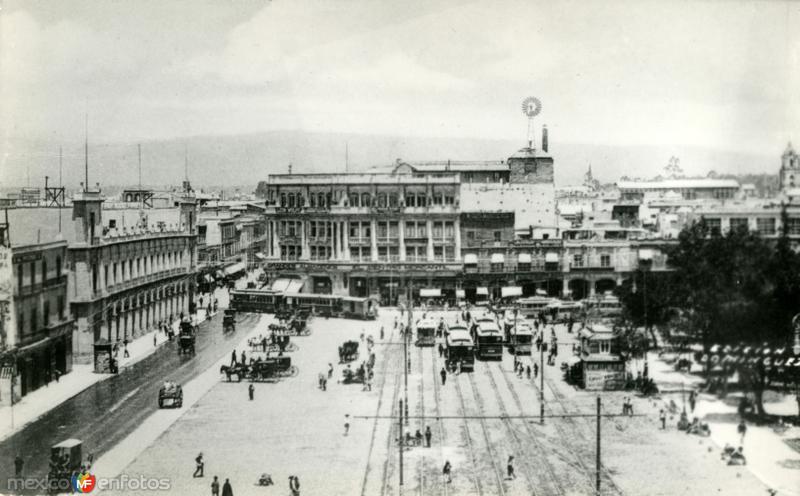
left=0, top=220, right=74, bottom=403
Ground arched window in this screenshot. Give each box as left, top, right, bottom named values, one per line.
left=361, top=193, right=371, bottom=207
left=309, top=194, right=316, bottom=207
left=288, top=194, right=296, bottom=208
left=318, top=193, right=325, bottom=208
left=280, top=194, right=286, bottom=207
left=349, top=193, right=359, bottom=207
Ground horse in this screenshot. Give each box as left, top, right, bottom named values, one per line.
left=219, top=364, right=246, bottom=382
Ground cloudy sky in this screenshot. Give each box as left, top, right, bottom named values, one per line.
left=1, top=0, right=798, bottom=180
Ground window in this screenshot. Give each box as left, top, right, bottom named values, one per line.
left=444, top=246, right=455, bottom=261
left=705, top=218, right=721, bottom=236
left=600, top=254, right=611, bottom=267
left=30, top=261, right=35, bottom=286
left=729, top=218, right=749, bottom=233
left=42, top=259, right=47, bottom=281
left=756, top=218, right=776, bottom=236
left=92, top=264, right=98, bottom=292
left=361, top=193, right=371, bottom=207
left=573, top=254, right=584, bottom=267
left=58, top=296, right=65, bottom=320
left=417, top=195, right=426, bottom=207
left=786, top=218, right=800, bottom=236
left=405, top=195, right=415, bottom=207
left=43, top=300, right=50, bottom=327
left=493, top=231, right=501, bottom=242
left=288, top=194, right=296, bottom=208
left=378, top=222, right=388, bottom=238
left=30, top=307, right=38, bottom=333
left=310, top=222, right=317, bottom=238
left=467, top=231, right=475, bottom=240
left=599, top=341, right=611, bottom=353
left=433, top=246, right=444, bottom=262
left=18, top=311, right=24, bottom=336
left=445, top=195, right=454, bottom=205
left=445, top=222, right=454, bottom=239
left=378, top=246, right=388, bottom=262
left=56, top=256, right=62, bottom=278
left=104, top=265, right=108, bottom=288
left=433, top=223, right=443, bottom=239
left=18, top=266, right=23, bottom=292
left=518, top=262, right=531, bottom=272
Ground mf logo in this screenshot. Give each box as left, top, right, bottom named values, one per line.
left=72, top=473, right=97, bottom=493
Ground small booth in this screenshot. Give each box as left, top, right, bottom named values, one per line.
left=93, top=338, right=116, bottom=374
left=579, top=325, right=625, bottom=390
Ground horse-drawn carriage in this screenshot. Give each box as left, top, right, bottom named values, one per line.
left=223, top=309, right=236, bottom=332
left=248, top=356, right=299, bottom=381
left=158, top=381, right=183, bottom=408
left=248, top=333, right=298, bottom=354
left=339, top=340, right=359, bottom=363
left=219, top=363, right=248, bottom=382
left=341, top=363, right=368, bottom=384
left=178, top=320, right=196, bottom=355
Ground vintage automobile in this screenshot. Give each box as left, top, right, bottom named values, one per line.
left=223, top=309, right=236, bottom=332
left=248, top=356, right=298, bottom=381
left=47, top=439, right=84, bottom=492
left=158, top=381, right=183, bottom=408
left=178, top=320, right=196, bottom=355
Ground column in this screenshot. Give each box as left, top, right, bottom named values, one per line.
left=343, top=220, right=351, bottom=261
left=454, top=218, right=461, bottom=261
left=426, top=220, right=434, bottom=261
left=339, top=222, right=345, bottom=259
left=301, top=220, right=309, bottom=260
left=562, top=278, right=569, bottom=297
left=331, top=221, right=337, bottom=260
left=370, top=219, right=378, bottom=261
left=399, top=220, right=406, bottom=262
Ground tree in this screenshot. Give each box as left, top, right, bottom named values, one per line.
left=254, top=181, right=269, bottom=199
left=615, top=267, right=675, bottom=348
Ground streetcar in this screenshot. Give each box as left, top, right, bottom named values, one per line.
left=415, top=318, right=437, bottom=346
left=516, top=296, right=553, bottom=319
left=507, top=322, right=533, bottom=355
left=283, top=292, right=342, bottom=316
left=230, top=289, right=282, bottom=313
left=445, top=327, right=475, bottom=371
left=552, top=300, right=583, bottom=323
left=473, top=320, right=504, bottom=360
left=230, top=290, right=378, bottom=319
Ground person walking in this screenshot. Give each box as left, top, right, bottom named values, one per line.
left=380, top=326, right=385, bottom=340
left=289, top=475, right=300, bottom=496
left=440, top=367, right=447, bottom=386
left=689, top=390, right=696, bottom=413
left=659, top=409, right=666, bottom=429
left=507, top=455, right=516, bottom=480
left=231, top=350, right=237, bottom=366
left=193, top=453, right=204, bottom=477
left=123, top=338, right=130, bottom=358
left=14, top=453, right=23, bottom=477
left=737, top=419, right=747, bottom=444
left=442, top=460, right=452, bottom=484
left=154, top=333, right=157, bottom=347
left=344, top=415, right=350, bottom=436
left=425, top=426, right=432, bottom=448
left=328, top=363, right=334, bottom=379
left=221, top=478, right=233, bottom=496
left=438, top=343, right=444, bottom=358
left=240, top=350, right=246, bottom=365
left=248, top=383, right=255, bottom=401
left=211, top=475, right=220, bottom=496
left=525, top=366, right=531, bottom=379
left=533, top=363, right=538, bottom=379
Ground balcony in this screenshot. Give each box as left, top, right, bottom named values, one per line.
left=376, top=237, right=400, bottom=245
left=349, top=237, right=372, bottom=246
left=105, top=267, right=188, bottom=296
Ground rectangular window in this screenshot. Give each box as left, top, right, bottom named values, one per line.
left=433, top=223, right=443, bottom=239
left=600, top=254, right=611, bottom=267
left=445, top=195, right=454, bottom=205
left=444, top=246, right=455, bottom=261
left=787, top=218, right=800, bottom=236
left=518, top=262, right=531, bottom=272
left=30, top=261, right=35, bottom=286
left=389, top=222, right=399, bottom=239
left=433, top=246, right=444, bottom=262
left=705, top=218, right=721, bottom=236
left=44, top=300, right=50, bottom=327
left=573, top=254, right=584, bottom=267
left=30, top=307, right=38, bottom=333
left=18, top=266, right=23, bottom=292
left=310, top=222, right=317, bottom=238
left=600, top=341, right=611, bottom=353
left=467, top=231, right=475, bottom=240
left=445, top=222, right=454, bottom=239
left=378, top=246, right=388, bottom=262
left=493, top=231, right=501, bottom=242
left=58, top=296, right=65, bottom=320
left=757, top=218, right=776, bottom=236
left=729, top=218, right=749, bottom=232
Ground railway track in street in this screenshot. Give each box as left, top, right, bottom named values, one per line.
left=454, top=368, right=506, bottom=496
left=428, top=346, right=451, bottom=496
left=483, top=360, right=568, bottom=496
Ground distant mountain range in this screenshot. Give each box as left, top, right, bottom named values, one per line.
left=1, top=130, right=779, bottom=192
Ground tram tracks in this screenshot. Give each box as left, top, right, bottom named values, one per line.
left=482, top=360, right=567, bottom=496
left=428, top=346, right=450, bottom=496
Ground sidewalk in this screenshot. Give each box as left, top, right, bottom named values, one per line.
left=0, top=287, right=227, bottom=443
left=648, top=350, right=800, bottom=496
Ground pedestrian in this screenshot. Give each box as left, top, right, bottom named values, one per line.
left=407, top=357, right=411, bottom=372
left=442, top=460, right=452, bottom=484
left=211, top=475, right=220, bottom=496
left=659, top=409, right=666, bottom=429
left=322, top=377, right=327, bottom=391
left=248, top=383, right=255, bottom=401
left=221, top=478, right=233, bottom=496
left=440, top=367, right=447, bottom=386
left=507, top=455, right=516, bottom=480
left=513, top=357, right=519, bottom=373
left=344, top=414, right=350, bottom=436
left=360, top=331, right=365, bottom=342
left=328, top=363, right=334, bottom=379
left=380, top=326, right=385, bottom=340
left=425, top=426, right=432, bottom=448
left=737, top=419, right=747, bottom=444
left=526, top=366, right=531, bottom=379
left=193, top=452, right=204, bottom=477
left=154, top=333, right=157, bottom=347
left=123, top=339, right=130, bottom=358
left=689, top=390, right=696, bottom=413
left=289, top=475, right=300, bottom=496
left=438, top=343, right=444, bottom=358
left=457, top=360, right=462, bottom=375
left=517, top=366, right=523, bottom=378
left=231, top=350, right=237, bottom=366
left=240, top=350, right=246, bottom=364
left=14, top=453, right=23, bottom=477
left=54, top=369, right=61, bottom=383
left=533, top=363, right=538, bottom=378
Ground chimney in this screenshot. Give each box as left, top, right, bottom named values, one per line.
left=542, top=125, right=549, bottom=153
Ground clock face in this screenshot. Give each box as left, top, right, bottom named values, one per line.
left=521, top=97, right=542, bottom=117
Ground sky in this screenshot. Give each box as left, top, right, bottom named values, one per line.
left=1, top=0, right=798, bottom=184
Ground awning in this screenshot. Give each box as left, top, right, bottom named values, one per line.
left=476, top=287, right=488, bottom=296
left=271, top=278, right=292, bottom=292
left=463, top=253, right=478, bottom=265
left=545, top=252, right=559, bottom=263
left=501, top=286, right=523, bottom=298
left=639, top=249, right=654, bottom=261
left=517, top=253, right=532, bottom=263
left=456, top=289, right=465, bottom=298
left=420, top=288, right=441, bottom=297
left=491, top=253, right=505, bottom=264
left=535, top=289, right=548, bottom=296
left=255, top=252, right=267, bottom=260
left=285, top=279, right=304, bottom=293
left=224, top=262, right=246, bottom=275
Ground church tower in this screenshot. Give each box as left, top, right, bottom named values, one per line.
left=780, top=142, right=799, bottom=190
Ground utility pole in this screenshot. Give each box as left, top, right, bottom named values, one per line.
left=596, top=396, right=601, bottom=495
left=540, top=332, right=545, bottom=423
left=84, top=109, right=89, bottom=192
left=399, top=398, right=404, bottom=486
left=405, top=281, right=411, bottom=425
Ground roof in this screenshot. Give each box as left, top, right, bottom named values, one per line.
left=6, top=208, right=76, bottom=246
left=268, top=173, right=460, bottom=185
left=447, top=329, right=473, bottom=343
left=617, top=179, right=740, bottom=190
left=416, top=319, right=438, bottom=329
left=405, top=162, right=509, bottom=172
left=508, top=146, right=552, bottom=160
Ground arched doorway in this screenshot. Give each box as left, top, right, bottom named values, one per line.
left=568, top=279, right=589, bottom=301
left=519, top=279, right=537, bottom=296
left=595, top=278, right=616, bottom=296
left=545, top=278, right=562, bottom=297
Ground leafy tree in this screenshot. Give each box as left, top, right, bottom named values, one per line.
left=615, top=267, right=675, bottom=348
left=254, top=181, right=269, bottom=199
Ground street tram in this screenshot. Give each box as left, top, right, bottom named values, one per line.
left=230, top=290, right=378, bottom=319
left=589, top=293, right=622, bottom=319
left=283, top=292, right=341, bottom=316
left=507, top=322, right=533, bottom=355
left=517, top=296, right=553, bottom=318
left=415, top=318, right=437, bottom=346
left=552, top=300, right=583, bottom=322
left=341, top=296, right=378, bottom=320
left=472, top=320, right=504, bottom=360
left=445, top=326, right=475, bottom=371
left=230, top=289, right=283, bottom=313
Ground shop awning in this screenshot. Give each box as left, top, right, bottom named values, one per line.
left=224, top=262, right=246, bottom=275
left=639, top=249, right=654, bottom=260
left=476, top=287, right=489, bottom=296
left=517, top=253, right=532, bottom=263
left=545, top=252, right=559, bottom=263
left=271, top=278, right=292, bottom=292
left=255, top=252, right=267, bottom=260
left=501, top=286, right=523, bottom=297
left=285, top=279, right=304, bottom=293
left=490, top=253, right=505, bottom=264
left=536, top=289, right=548, bottom=296
left=463, top=253, right=478, bottom=265
left=420, top=288, right=441, bottom=297
left=456, top=289, right=465, bottom=298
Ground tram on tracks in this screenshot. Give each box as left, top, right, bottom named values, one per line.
left=415, top=318, right=437, bottom=346
left=507, top=322, right=533, bottom=355
left=471, top=319, right=504, bottom=360
left=230, top=290, right=378, bottom=319
left=445, top=326, right=475, bottom=371
left=516, top=295, right=553, bottom=319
